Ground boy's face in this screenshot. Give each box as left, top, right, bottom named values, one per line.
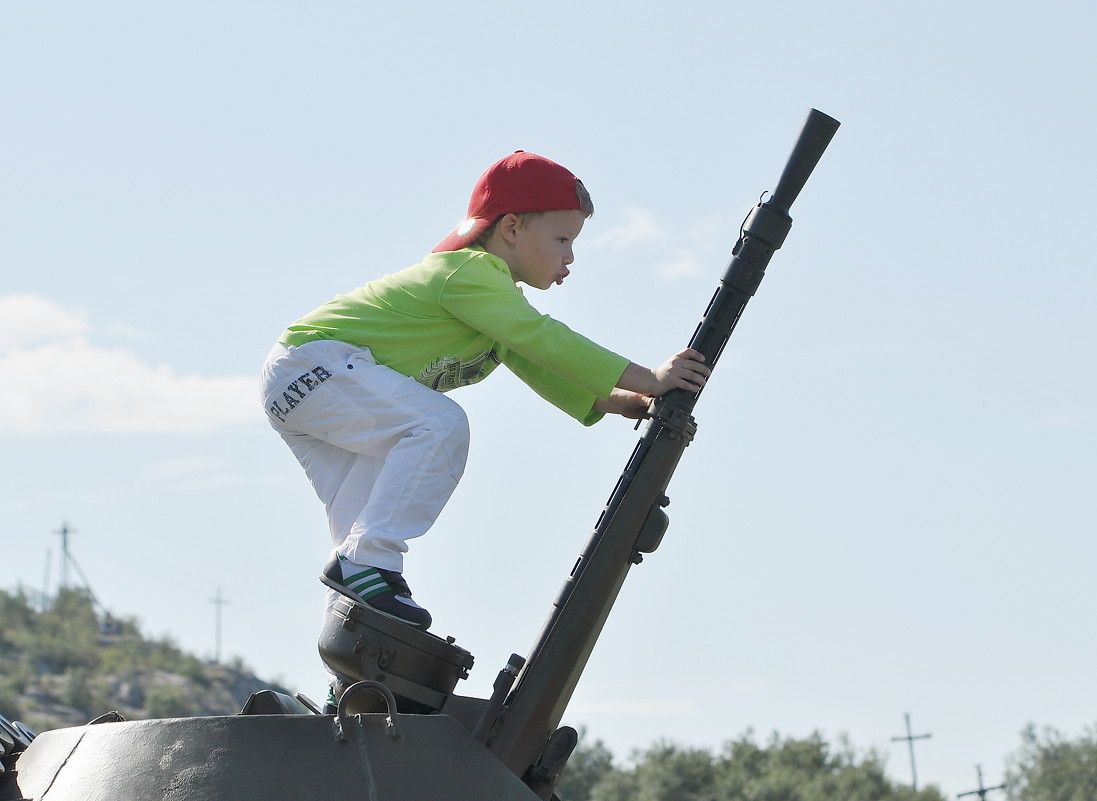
left=505, top=209, right=586, bottom=290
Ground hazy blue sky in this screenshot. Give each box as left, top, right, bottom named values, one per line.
left=3, top=2, right=1095, bottom=795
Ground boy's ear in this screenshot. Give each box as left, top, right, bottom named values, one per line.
left=496, top=213, right=523, bottom=244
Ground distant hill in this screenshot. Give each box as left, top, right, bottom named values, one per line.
left=0, top=586, right=293, bottom=733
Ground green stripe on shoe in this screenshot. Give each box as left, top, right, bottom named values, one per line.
left=344, top=569, right=389, bottom=600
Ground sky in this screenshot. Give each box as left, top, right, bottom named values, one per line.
left=2, top=1, right=1095, bottom=796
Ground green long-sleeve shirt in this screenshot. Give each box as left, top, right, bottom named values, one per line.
left=281, top=249, right=629, bottom=425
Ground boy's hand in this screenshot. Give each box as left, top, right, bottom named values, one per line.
left=594, top=389, right=653, bottom=419
left=618, top=349, right=710, bottom=399
left=649, top=348, right=710, bottom=396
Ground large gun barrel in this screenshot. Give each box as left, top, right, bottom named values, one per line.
left=485, top=109, right=840, bottom=794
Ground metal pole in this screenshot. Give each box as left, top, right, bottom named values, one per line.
left=891, top=712, right=932, bottom=790
left=210, top=586, right=229, bottom=663
left=957, top=765, right=1005, bottom=800
left=54, top=522, right=73, bottom=589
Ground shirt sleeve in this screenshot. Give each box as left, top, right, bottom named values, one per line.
left=501, top=350, right=604, bottom=425
left=438, top=254, right=630, bottom=409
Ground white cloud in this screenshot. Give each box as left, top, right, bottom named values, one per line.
left=589, top=206, right=668, bottom=250
left=653, top=250, right=703, bottom=281
left=587, top=208, right=711, bottom=283
left=0, top=294, right=89, bottom=349
left=0, top=295, right=260, bottom=435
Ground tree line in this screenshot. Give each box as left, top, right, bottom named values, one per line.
left=554, top=730, right=948, bottom=801
left=552, top=723, right=1097, bottom=800
left=0, top=587, right=276, bottom=729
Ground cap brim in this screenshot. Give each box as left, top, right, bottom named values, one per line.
left=432, top=217, right=493, bottom=253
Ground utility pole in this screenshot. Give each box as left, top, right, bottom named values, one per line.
left=958, top=765, right=1004, bottom=800
left=891, top=712, right=932, bottom=790
left=54, top=521, right=74, bottom=588
left=210, top=586, right=229, bottom=663
left=52, top=521, right=102, bottom=608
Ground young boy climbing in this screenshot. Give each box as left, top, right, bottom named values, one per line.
left=259, top=151, right=709, bottom=635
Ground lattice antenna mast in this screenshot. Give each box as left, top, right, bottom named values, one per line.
left=891, top=712, right=932, bottom=790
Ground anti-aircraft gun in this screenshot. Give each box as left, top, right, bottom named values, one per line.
left=0, top=109, right=838, bottom=801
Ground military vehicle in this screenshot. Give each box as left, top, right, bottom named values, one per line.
left=0, top=109, right=839, bottom=801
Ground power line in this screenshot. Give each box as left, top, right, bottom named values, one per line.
left=891, top=712, right=932, bottom=790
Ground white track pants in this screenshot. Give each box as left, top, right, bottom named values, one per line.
left=260, top=340, right=470, bottom=574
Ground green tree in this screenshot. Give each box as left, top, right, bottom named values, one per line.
left=8, top=588, right=100, bottom=671
left=1005, top=724, right=1097, bottom=801
left=713, top=730, right=945, bottom=801
left=569, top=730, right=947, bottom=801
left=0, top=587, right=284, bottom=730
left=584, top=740, right=717, bottom=801
left=0, top=589, right=37, bottom=646
left=0, top=681, right=22, bottom=720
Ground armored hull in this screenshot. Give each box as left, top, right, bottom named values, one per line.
left=2, top=704, right=538, bottom=801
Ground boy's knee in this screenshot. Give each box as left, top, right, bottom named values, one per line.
left=434, top=405, right=470, bottom=471
left=441, top=404, right=469, bottom=438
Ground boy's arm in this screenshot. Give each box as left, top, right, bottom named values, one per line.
left=593, top=349, right=710, bottom=420
left=592, top=389, right=651, bottom=419
left=440, top=254, right=629, bottom=398
left=617, top=348, right=710, bottom=397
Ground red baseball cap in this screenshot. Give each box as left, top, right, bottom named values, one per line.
left=433, top=151, right=585, bottom=253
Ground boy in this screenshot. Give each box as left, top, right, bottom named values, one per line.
left=259, top=151, right=709, bottom=634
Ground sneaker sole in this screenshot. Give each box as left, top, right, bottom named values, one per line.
left=320, top=574, right=430, bottom=630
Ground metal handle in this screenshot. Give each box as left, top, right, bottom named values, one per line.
left=333, top=680, right=401, bottom=742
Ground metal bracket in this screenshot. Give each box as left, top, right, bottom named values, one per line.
left=650, top=403, right=698, bottom=442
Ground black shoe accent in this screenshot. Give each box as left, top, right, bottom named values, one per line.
left=320, top=555, right=432, bottom=630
